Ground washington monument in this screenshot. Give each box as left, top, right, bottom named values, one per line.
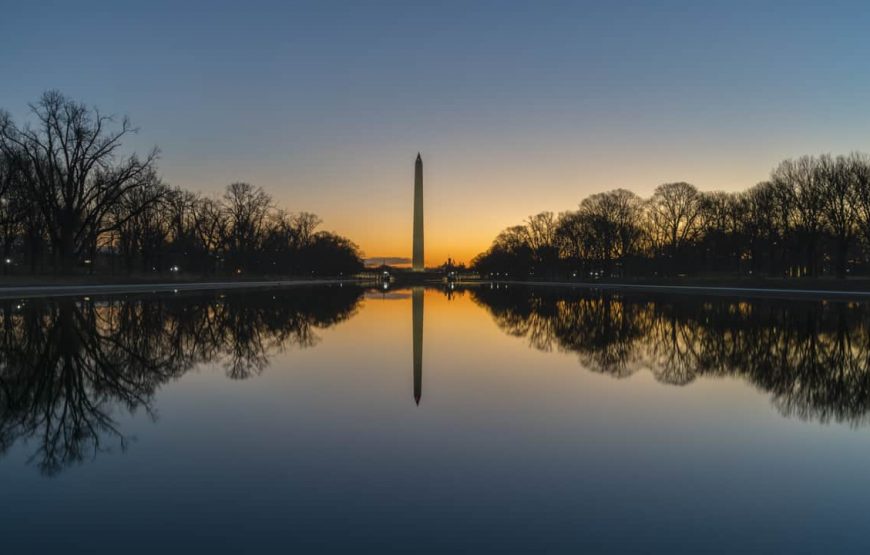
left=412, top=153, right=424, bottom=271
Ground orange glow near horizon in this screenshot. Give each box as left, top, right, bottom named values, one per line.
left=166, top=128, right=863, bottom=267
left=188, top=146, right=787, bottom=268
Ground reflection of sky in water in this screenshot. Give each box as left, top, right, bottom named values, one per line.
left=2, top=287, right=870, bottom=553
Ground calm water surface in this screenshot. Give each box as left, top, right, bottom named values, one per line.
left=3, top=284, right=870, bottom=553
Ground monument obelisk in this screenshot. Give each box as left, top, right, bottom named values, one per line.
left=412, top=153, right=424, bottom=271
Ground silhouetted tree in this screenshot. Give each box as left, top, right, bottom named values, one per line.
left=699, top=191, right=742, bottom=274
left=0, top=91, right=365, bottom=277
left=473, top=152, right=870, bottom=280
left=576, top=189, right=643, bottom=276
left=222, top=182, right=272, bottom=273
left=772, top=156, right=825, bottom=276
left=0, top=150, right=27, bottom=273
left=819, top=154, right=860, bottom=278
left=0, top=91, right=159, bottom=272
left=645, top=182, right=704, bottom=272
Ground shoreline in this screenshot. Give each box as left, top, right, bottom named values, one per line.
left=486, top=279, right=870, bottom=299
left=5, top=276, right=870, bottom=300
left=0, top=278, right=361, bottom=300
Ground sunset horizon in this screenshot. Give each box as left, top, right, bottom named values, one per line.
left=7, top=1, right=870, bottom=267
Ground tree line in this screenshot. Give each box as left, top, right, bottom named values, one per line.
left=0, top=91, right=364, bottom=276
left=472, top=154, right=870, bottom=279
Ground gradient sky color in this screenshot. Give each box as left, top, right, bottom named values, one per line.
left=4, top=0, right=870, bottom=264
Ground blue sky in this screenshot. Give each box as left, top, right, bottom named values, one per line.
left=3, top=0, right=870, bottom=262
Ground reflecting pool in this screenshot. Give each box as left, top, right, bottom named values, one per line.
left=3, top=284, right=870, bottom=553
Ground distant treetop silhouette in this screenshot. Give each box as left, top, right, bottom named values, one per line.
left=473, top=153, right=870, bottom=280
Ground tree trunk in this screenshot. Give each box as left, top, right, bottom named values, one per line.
left=59, top=222, right=75, bottom=274
left=836, top=235, right=848, bottom=279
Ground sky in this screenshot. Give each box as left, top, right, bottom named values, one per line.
left=3, top=0, right=870, bottom=265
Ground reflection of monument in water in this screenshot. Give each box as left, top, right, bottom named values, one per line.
left=412, top=287, right=423, bottom=405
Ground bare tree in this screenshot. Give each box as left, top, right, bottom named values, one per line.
left=108, top=172, right=170, bottom=273
left=523, top=211, right=559, bottom=275
left=191, top=196, right=227, bottom=273
left=850, top=153, right=870, bottom=262
left=771, top=155, right=825, bottom=276
left=291, top=211, right=322, bottom=249
left=699, top=191, right=742, bottom=273
left=0, top=151, right=27, bottom=273
left=0, top=91, right=158, bottom=272
left=555, top=210, right=594, bottom=275
left=221, top=182, right=272, bottom=272
left=578, top=189, right=643, bottom=276
left=741, top=182, right=784, bottom=276
left=818, top=154, right=859, bottom=277
left=646, top=182, right=704, bottom=269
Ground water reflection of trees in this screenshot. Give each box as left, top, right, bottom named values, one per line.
left=0, top=286, right=362, bottom=474
left=472, top=287, right=870, bottom=427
